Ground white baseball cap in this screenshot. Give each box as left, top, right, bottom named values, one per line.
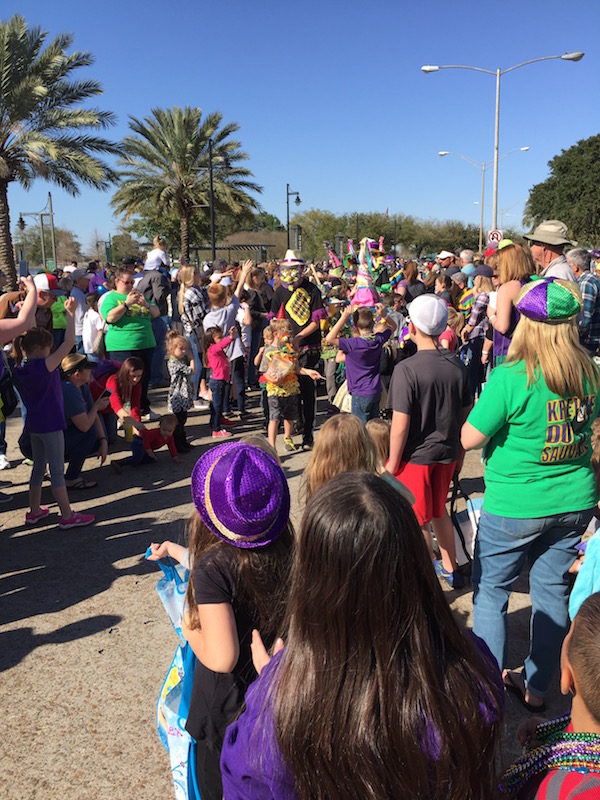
left=408, top=294, right=448, bottom=336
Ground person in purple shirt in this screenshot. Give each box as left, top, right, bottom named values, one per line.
left=13, top=297, right=95, bottom=530
left=325, top=303, right=396, bottom=423
left=221, top=472, right=504, bottom=800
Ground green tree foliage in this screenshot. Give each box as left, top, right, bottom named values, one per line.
left=0, top=15, right=121, bottom=286
left=112, top=106, right=262, bottom=262
left=524, top=134, right=600, bottom=246
left=289, top=210, right=482, bottom=261
left=14, top=224, right=82, bottom=267
left=109, top=231, right=143, bottom=264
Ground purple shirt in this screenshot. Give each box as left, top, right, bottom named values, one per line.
left=338, top=328, right=391, bottom=396
left=14, top=358, right=66, bottom=433
left=221, top=635, right=503, bottom=800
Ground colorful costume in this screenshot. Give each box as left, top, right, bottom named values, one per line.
left=352, top=238, right=379, bottom=309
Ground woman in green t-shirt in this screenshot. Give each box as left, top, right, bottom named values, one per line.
left=462, top=278, right=600, bottom=713
left=100, top=267, right=160, bottom=418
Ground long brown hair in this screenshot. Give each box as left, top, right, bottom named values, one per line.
left=13, top=327, right=53, bottom=362
left=272, top=473, right=503, bottom=800
left=184, top=514, right=293, bottom=636
left=115, top=356, right=144, bottom=402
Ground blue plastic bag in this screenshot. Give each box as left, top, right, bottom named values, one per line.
left=147, top=550, right=199, bottom=800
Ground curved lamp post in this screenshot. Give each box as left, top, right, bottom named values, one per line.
left=422, top=52, right=584, bottom=228
left=438, top=147, right=529, bottom=252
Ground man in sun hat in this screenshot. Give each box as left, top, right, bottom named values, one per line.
left=271, top=250, right=326, bottom=449
left=524, top=220, right=575, bottom=280
left=386, top=294, right=472, bottom=590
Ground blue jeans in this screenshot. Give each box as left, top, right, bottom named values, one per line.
left=472, top=508, right=589, bottom=697
left=209, top=378, right=226, bottom=432
left=351, top=392, right=380, bottom=424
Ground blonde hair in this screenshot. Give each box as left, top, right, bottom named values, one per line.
left=365, top=418, right=391, bottom=473
left=446, top=306, right=464, bottom=335
left=498, top=243, right=535, bottom=284
left=302, top=414, right=377, bottom=501
left=239, top=433, right=281, bottom=465
left=263, top=325, right=275, bottom=344
left=166, top=329, right=187, bottom=356
left=178, top=264, right=197, bottom=314
left=507, top=316, right=600, bottom=402
left=271, top=319, right=292, bottom=337
left=153, top=234, right=167, bottom=250
left=473, top=276, right=494, bottom=295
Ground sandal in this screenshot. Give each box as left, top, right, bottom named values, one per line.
left=503, top=669, right=546, bottom=713
left=66, top=478, right=98, bottom=490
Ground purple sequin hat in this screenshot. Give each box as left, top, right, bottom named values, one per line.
left=515, top=278, right=582, bottom=323
left=191, top=442, right=290, bottom=548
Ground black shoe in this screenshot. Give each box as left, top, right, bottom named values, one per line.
left=301, top=439, right=314, bottom=451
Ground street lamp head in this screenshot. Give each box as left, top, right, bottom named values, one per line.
left=295, top=195, right=301, bottom=206
left=421, top=65, right=440, bottom=73
left=520, top=146, right=530, bottom=152
left=17, top=214, right=25, bottom=231
left=561, top=51, right=584, bottom=62
left=438, top=151, right=450, bottom=157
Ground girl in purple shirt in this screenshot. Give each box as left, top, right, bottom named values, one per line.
left=221, top=472, right=504, bottom=800
left=14, top=297, right=95, bottom=530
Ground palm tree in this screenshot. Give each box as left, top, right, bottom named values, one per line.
left=0, top=15, right=121, bottom=286
left=111, top=106, right=262, bottom=262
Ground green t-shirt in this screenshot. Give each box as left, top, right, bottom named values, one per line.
left=100, top=291, right=156, bottom=352
left=51, top=295, right=67, bottom=330
left=467, top=361, right=599, bottom=518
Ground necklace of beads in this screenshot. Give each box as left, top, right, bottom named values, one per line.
left=499, top=715, right=600, bottom=794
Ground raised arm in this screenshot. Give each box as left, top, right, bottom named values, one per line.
left=0, top=277, right=37, bottom=343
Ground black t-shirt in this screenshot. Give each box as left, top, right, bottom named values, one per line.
left=270, top=278, right=324, bottom=348
left=404, top=281, right=427, bottom=303
left=185, top=547, right=259, bottom=745
left=387, top=348, right=472, bottom=464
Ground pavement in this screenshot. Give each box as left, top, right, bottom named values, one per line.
left=0, top=385, right=571, bottom=799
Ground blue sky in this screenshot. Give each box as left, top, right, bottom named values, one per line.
left=5, top=0, right=599, bottom=252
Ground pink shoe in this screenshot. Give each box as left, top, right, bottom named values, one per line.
left=59, top=511, right=95, bottom=529
left=212, top=430, right=233, bottom=438
left=25, top=507, right=50, bottom=525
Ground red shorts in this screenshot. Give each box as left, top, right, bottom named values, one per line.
left=393, top=461, right=456, bottom=525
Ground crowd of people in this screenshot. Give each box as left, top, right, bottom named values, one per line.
left=4, top=221, right=600, bottom=798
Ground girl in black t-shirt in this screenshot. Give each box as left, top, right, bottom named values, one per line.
left=181, top=442, right=292, bottom=800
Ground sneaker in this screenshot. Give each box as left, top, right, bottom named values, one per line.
left=141, top=411, right=160, bottom=422
left=284, top=437, right=297, bottom=452
left=238, top=411, right=251, bottom=421
left=212, top=429, right=232, bottom=438
left=301, top=439, right=314, bottom=451
left=434, top=560, right=466, bottom=590
left=219, top=415, right=237, bottom=427
left=25, top=507, right=50, bottom=525
left=23, top=458, right=34, bottom=466
left=0, top=454, right=11, bottom=470
left=199, top=390, right=212, bottom=401
left=59, top=511, right=95, bottom=529
left=193, top=400, right=210, bottom=410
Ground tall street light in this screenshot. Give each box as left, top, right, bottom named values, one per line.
left=422, top=52, right=584, bottom=229
left=438, top=147, right=529, bottom=252
left=286, top=183, right=301, bottom=249
left=17, top=192, right=57, bottom=269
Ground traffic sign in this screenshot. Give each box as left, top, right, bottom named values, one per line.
left=488, top=229, right=503, bottom=244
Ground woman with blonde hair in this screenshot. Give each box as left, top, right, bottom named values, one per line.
left=488, top=243, right=535, bottom=366
left=462, top=278, right=600, bottom=712
left=461, top=273, right=495, bottom=395
left=178, top=264, right=210, bottom=405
